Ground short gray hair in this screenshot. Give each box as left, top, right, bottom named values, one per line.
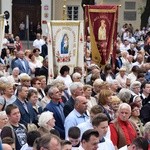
left=130, top=81, right=141, bottom=91
left=72, top=72, right=81, bottom=80
left=144, top=122, right=150, bottom=136
left=0, top=111, right=7, bottom=117
left=118, top=103, right=131, bottom=113
left=38, top=111, right=54, bottom=127
left=93, top=79, right=103, bottom=87
left=118, top=88, right=131, bottom=103
left=69, top=82, right=83, bottom=94
left=48, top=86, right=58, bottom=97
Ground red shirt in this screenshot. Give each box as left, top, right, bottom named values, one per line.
left=109, top=117, right=137, bottom=148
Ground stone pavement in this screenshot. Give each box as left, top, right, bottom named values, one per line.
left=22, top=40, right=34, bottom=50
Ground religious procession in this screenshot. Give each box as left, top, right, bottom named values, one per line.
left=0, top=0, right=150, bottom=150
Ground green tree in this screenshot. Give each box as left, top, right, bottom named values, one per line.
left=141, top=0, right=150, bottom=29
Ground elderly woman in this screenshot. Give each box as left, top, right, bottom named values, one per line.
left=110, top=96, right=121, bottom=118
left=116, top=67, right=128, bottom=88
left=132, top=95, right=142, bottom=109
left=38, top=111, right=59, bottom=137
left=72, top=72, right=82, bottom=82
left=109, top=80, right=120, bottom=96
left=118, top=88, right=131, bottom=103
left=0, top=111, right=8, bottom=133
left=0, top=83, right=16, bottom=111
left=19, top=73, right=31, bottom=87
left=92, top=79, right=104, bottom=97
left=144, top=122, right=150, bottom=149
left=130, top=81, right=141, bottom=98
left=83, top=84, right=97, bottom=115
left=129, top=102, right=144, bottom=137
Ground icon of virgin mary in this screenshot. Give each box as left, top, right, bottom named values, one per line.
left=98, top=20, right=106, bottom=41
left=61, top=33, right=69, bottom=54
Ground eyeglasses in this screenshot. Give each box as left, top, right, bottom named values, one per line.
left=36, top=82, right=41, bottom=85
left=132, top=108, right=140, bottom=112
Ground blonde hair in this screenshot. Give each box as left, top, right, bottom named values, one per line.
left=3, top=83, right=13, bottom=90
left=83, top=84, right=92, bottom=91
left=37, top=75, right=46, bottom=81
left=98, top=89, right=112, bottom=105
left=24, top=49, right=31, bottom=56
left=111, top=96, right=121, bottom=103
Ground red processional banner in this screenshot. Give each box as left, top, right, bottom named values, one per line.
left=85, top=5, right=118, bottom=66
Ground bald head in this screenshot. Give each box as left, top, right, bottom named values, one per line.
left=18, top=51, right=24, bottom=59
left=75, top=96, right=87, bottom=105
left=75, top=96, right=88, bottom=114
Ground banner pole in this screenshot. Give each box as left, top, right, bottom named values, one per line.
left=62, top=0, right=67, bottom=20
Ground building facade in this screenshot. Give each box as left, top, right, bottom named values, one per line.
left=0, top=0, right=147, bottom=37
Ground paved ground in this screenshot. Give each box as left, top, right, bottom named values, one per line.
left=22, top=40, right=34, bottom=50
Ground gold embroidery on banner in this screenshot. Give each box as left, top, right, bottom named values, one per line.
left=51, top=21, right=80, bottom=26
left=87, top=5, right=118, bottom=66
left=89, top=9, right=116, bottom=13
left=88, top=7, right=101, bottom=66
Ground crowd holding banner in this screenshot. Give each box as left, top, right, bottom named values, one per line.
left=0, top=4, right=150, bottom=150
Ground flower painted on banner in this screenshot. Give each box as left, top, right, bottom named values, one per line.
left=56, top=51, right=71, bottom=62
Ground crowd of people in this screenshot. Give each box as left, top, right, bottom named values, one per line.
left=0, top=23, right=150, bottom=150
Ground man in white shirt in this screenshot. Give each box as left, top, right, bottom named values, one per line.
left=119, top=40, right=130, bottom=52
left=33, top=33, right=45, bottom=53
left=78, top=129, right=99, bottom=150
left=92, top=113, right=115, bottom=150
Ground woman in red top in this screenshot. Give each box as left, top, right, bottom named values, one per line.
left=109, top=103, right=137, bottom=149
